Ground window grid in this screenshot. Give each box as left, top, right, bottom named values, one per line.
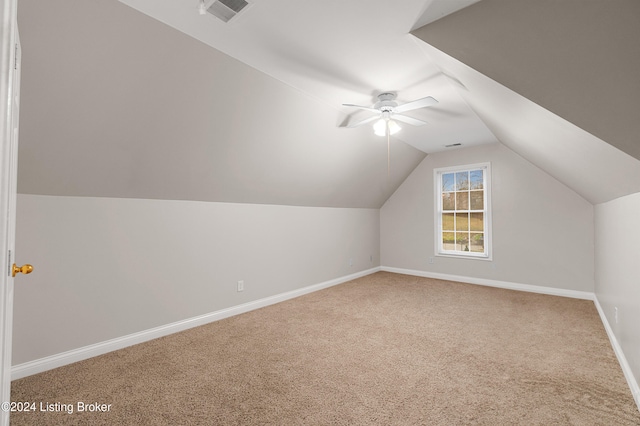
left=436, top=164, right=490, bottom=258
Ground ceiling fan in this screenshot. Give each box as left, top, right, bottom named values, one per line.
left=343, top=92, right=438, bottom=136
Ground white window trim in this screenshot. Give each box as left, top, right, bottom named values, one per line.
left=434, top=162, right=492, bottom=260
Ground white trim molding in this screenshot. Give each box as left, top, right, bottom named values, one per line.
left=380, top=266, right=594, bottom=300
left=12, top=267, right=381, bottom=380
left=434, top=162, right=492, bottom=261
left=593, top=297, right=640, bottom=412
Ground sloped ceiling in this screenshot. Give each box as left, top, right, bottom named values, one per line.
left=413, top=0, right=640, bottom=161
left=116, top=0, right=492, bottom=155
left=411, top=0, right=640, bottom=204
left=414, top=41, right=640, bottom=205
left=16, top=0, right=438, bottom=208
left=16, top=0, right=640, bottom=209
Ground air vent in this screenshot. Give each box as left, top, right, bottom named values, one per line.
left=445, top=143, right=463, bottom=148
left=207, top=0, right=249, bottom=22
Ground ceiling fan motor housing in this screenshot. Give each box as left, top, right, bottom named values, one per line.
left=374, top=92, right=398, bottom=111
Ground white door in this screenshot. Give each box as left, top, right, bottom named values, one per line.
left=1, top=1, right=23, bottom=424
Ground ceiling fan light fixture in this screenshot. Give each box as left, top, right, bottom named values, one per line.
left=388, top=119, right=401, bottom=135
left=373, top=119, right=386, bottom=136
left=373, top=118, right=401, bottom=136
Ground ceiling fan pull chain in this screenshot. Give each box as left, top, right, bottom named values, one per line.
left=387, top=123, right=390, bottom=177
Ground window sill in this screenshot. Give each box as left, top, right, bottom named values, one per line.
left=435, top=252, right=493, bottom=261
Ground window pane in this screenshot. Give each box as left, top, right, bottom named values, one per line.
left=442, top=193, right=455, bottom=210
left=442, top=173, right=455, bottom=192
left=436, top=163, right=490, bottom=258
left=456, top=232, right=469, bottom=251
left=455, top=192, right=469, bottom=210
left=456, top=212, right=469, bottom=232
left=470, top=212, right=484, bottom=231
left=470, top=233, right=484, bottom=252
left=442, top=232, right=455, bottom=251
left=470, top=169, right=484, bottom=190
left=470, top=190, right=484, bottom=210
left=442, top=213, right=455, bottom=231
left=456, top=172, right=469, bottom=190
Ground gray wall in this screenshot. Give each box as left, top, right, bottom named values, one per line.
left=381, top=143, right=594, bottom=291
left=13, top=195, right=379, bottom=365
left=595, top=192, right=640, bottom=396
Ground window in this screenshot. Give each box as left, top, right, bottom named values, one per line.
left=435, top=163, right=491, bottom=259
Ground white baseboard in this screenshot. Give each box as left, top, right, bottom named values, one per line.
left=593, top=297, right=640, bottom=412
left=380, top=266, right=595, bottom=300
left=11, top=267, right=381, bottom=380
left=17, top=265, right=636, bottom=413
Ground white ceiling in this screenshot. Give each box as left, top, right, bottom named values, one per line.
left=17, top=0, right=640, bottom=208
left=16, top=0, right=431, bottom=208
left=114, top=0, right=640, bottom=205
left=118, top=0, right=494, bottom=154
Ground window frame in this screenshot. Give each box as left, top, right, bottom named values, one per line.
left=434, top=162, right=492, bottom=260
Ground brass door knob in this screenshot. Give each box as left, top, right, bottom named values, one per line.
left=12, top=264, right=33, bottom=277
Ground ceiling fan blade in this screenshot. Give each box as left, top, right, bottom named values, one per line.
left=342, top=103, right=381, bottom=114
left=394, top=96, right=438, bottom=113
left=346, top=115, right=380, bottom=128
left=393, top=114, right=428, bottom=126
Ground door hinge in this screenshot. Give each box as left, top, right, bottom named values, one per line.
left=14, top=44, right=18, bottom=70
left=7, top=250, right=12, bottom=277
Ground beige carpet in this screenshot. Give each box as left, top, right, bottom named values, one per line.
left=11, top=272, right=640, bottom=425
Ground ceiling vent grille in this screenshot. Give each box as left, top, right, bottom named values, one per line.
left=207, top=0, right=249, bottom=22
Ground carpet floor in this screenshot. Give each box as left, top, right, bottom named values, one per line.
left=10, top=272, right=640, bottom=425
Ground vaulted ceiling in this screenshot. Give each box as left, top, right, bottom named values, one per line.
left=16, top=0, right=640, bottom=208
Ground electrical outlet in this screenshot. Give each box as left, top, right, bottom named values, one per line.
left=614, top=307, right=618, bottom=324
left=349, top=258, right=353, bottom=267
left=370, top=255, right=373, bottom=264
left=237, top=280, right=244, bottom=292
left=428, top=257, right=434, bottom=264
